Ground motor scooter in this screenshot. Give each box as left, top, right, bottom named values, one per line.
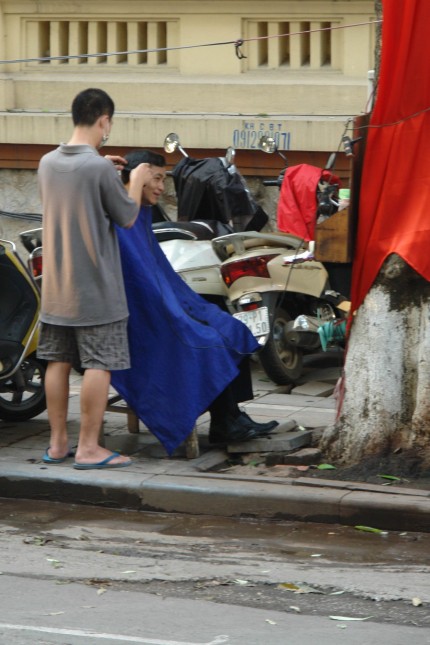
left=211, top=137, right=349, bottom=385
left=0, top=227, right=46, bottom=420
left=152, top=133, right=269, bottom=309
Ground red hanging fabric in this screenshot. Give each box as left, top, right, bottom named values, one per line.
left=277, top=165, right=340, bottom=241
left=351, top=0, right=430, bottom=314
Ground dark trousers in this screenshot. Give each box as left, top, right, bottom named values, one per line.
left=208, top=358, right=253, bottom=421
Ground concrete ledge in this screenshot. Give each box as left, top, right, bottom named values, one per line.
left=1, top=462, right=429, bottom=532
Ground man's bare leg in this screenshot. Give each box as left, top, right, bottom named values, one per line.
left=75, top=368, right=131, bottom=465
left=44, top=361, right=72, bottom=460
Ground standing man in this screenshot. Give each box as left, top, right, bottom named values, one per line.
left=37, top=88, right=152, bottom=470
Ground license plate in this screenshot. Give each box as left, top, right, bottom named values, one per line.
left=233, top=307, right=270, bottom=337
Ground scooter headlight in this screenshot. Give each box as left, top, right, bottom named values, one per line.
left=294, top=315, right=311, bottom=330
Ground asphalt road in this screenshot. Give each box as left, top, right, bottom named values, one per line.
left=0, top=498, right=429, bottom=644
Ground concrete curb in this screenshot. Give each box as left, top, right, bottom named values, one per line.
left=2, top=364, right=429, bottom=532
left=1, top=462, right=429, bottom=532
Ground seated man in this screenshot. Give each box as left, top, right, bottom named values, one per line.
left=110, top=150, right=277, bottom=455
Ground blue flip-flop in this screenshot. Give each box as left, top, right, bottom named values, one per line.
left=73, top=451, right=132, bottom=470
left=43, top=448, right=75, bottom=464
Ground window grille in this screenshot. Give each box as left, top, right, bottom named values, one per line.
left=24, top=20, right=178, bottom=67
left=245, top=20, right=336, bottom=70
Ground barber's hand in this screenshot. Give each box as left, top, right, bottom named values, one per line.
left=130, top=162, right=153, bottom=187
left=104, top=154, right=128, bottom=170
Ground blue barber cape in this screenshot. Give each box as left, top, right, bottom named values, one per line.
left=111, top=206, right=259, bottom=455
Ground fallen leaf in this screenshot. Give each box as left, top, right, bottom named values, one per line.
left=46, top=558, right=63, bottom=569
left=86, top=579, right=112, bottom=587
left=278, top=583, right=300, bottom=591
left=354, top=525, right=388, bottom=535
left=289, top=606, right=301, bottom=613
left=24, top=536, right=51, bottom=546
left=330, top=616, right=372, bottom=621
left=277, top=582, right=323, bottom=594
left=295, top=585, right=324, bottom=595
left=195, top=580, right=223, bottom=589
left=412, top=597, right=423, bottom=607
left=317, top=463, right=336, bottom=470
left=378, top=474, right=401, bottom=481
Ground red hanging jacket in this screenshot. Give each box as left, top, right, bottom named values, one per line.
left=277, top=164, right=340, bottom=241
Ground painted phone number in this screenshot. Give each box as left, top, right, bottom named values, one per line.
left=232, top=127, right=291, bottom=150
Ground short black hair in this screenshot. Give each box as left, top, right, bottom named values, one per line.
left=71, top=88, right=115, bottom=126
left=121, top=149, right=166, bottom=184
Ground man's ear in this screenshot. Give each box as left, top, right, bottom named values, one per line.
left=99, top=114, right=110, bottom=128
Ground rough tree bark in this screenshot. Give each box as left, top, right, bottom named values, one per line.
left=321, top=255, right=430, bottom=467
left=321, top=2, right=430, bottom=469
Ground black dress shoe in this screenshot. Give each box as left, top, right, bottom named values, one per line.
left=239, top=411, right=279, bottom=435
left=209, top=414, right=259, bottom=444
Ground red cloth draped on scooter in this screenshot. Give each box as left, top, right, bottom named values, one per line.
left=351, top=0, right=430, bottom=314
left=277, top=165, right=339, bottom=242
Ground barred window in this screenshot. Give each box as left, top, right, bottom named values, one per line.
left=245, top=20, right=336, bottom=70
left=25, top=20, right=178, bottom=67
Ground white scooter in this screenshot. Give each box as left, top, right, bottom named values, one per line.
left=210, top=137, right=349, bottom=385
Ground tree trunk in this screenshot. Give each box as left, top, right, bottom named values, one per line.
left=321, top=255, right=430, bottom=467
left=374, top=0, right=383, bottom=97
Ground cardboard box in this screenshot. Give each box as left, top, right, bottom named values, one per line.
left=314, top=208, right=353, bottom=263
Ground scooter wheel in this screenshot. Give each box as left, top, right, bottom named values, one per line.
left=0, top=355, right=47, bottom=421
left=259, top=307, right=303, bottom=385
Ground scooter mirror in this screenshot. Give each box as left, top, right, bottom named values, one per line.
left=164, top=133, right=189, bottom=158
left=259, top=136, right=288, bottom=164
left=225, top=146, right=236, bottom=166
left=164, top=132, right=180, bottom=154
left=258, top=136, right=277, bottom=154
left=325, top=152, right=337, bottom=170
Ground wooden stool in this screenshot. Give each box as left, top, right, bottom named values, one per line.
left=105, top=394, right=200, bottom=458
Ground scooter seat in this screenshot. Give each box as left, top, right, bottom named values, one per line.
left=152, top=220, right=221, bottom=242
left=0, top=252, right=39, bottom=343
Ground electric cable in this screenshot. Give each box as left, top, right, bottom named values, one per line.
left=0, top=210, right=42, bottom=222
left=0, top=19, right=381, bottom=66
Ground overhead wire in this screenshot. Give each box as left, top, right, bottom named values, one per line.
left=3, top=15, right=426, bottom=149
left=0, top=19, right=381, bottom=66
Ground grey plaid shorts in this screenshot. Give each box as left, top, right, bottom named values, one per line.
left=37, top=319, right=130, bottom=371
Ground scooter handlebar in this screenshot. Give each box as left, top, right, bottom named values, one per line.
left=262, top=179, right=281, bottom=187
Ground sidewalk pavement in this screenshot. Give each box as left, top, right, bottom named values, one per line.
left=1, top=360, right=429, bottom=532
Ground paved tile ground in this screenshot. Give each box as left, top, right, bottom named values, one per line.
left=0, top=358, right=340, bottom=467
